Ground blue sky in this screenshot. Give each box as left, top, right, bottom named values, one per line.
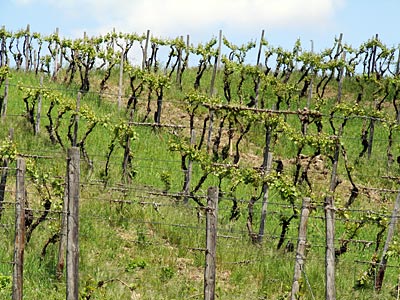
left=1, top=0, right=399, bottom=59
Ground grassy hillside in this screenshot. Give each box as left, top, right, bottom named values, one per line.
left=0, top=37, right=400, bottom=300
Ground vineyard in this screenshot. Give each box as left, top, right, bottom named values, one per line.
left=0, top=25, right=400, bottom=299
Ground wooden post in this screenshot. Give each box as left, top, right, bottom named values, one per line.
left=73, top=92, right=81, bottom=147
left=122, top=109, right=133, bottom=183
left=204, top=186, right=218, bottom=300
left=1, top=71, right=9, bottom=121
left=253, top=29, right=265, bottom=108
left=257, top=152, right=273, bottom=242
left=24, top=24, right=30, bottom=72
left=0, top=152, right=8, bottom=219
left=325, top=193, right=336, bottom=300
left=186, top=34, right=190, bottom=69
left=291, top=197, right=311, bottom=299
left=325, top=136, right=340, bottom=300
left=35, top=75, right=43, bottom=135
left=183, top=129, right=195, bottom=203
left=256, top=29, right=265, bottom=67
left=323, top=49, right=347, bottom=299
left=33, top=49, right=37, bottom=73
left=307, top=40, right=314, bottom=109
left=52, top=28, right=59, bottom=81
left=336, top=52, right=346, bottom=104
left=66, top=147, right=80, bottom=300
left=370, top=33, right=379, bottom=76
left=112, top=28, right=116, bottom=53
left=155, top=92, right=162, bottom=124
left=367, top=117, right=375, bottom=159
left=216, top=30, right=222, bottom=71
left=142, top=30, right=150, bottom=71
left=331, top=33, right=343, bottom=80
left=209, top=29, right=222, bottom=97
left=1, top=25, right=5, bottom=67
left=335, top=33, right=343, bottom=57
left=0, top=128, right=13, bottom=220
left=206, top=30, right=222, bottom=152
left=12, top=158, right=26, bottom=300
left=375, top=189, right=400, bottom=290
left=396, top=46, right=400, bottom=76
left=117, top=48, right=124, bottom=110
left=175, top=36, right=183, bottom=85
left=56, top=162, right=69, bottom=279
left=58, top=28, right=63, bottom=72
left=256, top=121, right=273, bottom=243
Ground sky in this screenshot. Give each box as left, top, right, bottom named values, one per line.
left=1, top=0, right=399, bottom=62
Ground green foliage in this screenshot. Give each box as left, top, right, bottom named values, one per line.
left=386, top=238, right=400, bottom=259
left=355, top=254, right=378, bottom=289
left=125, top=258, right=147, bottom=272
left=0, top=137, right=16, bottom=161
left=0, top=65, right=9, bottom=81
left=160, top=171, right=172, bottom=192
left=160, top=266, right=175, bottom=282
left=192, top=37, right=218, bottom=57
left=271, top=175, right=301, bottom=206
left=0, top=274, right=11, bottom=291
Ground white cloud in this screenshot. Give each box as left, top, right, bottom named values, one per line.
left=97, top=0, right=344, bottom=34
left=14, top=0, right=346, bottom=38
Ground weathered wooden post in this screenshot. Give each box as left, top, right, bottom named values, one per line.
left=258, top=151, right=273, bottom=242
left=324, top=47, right=347, bottom=300
left=206, top=30, right=222, bottom=153
left=117, top=47, right=124, bottom=110
left=375, top=189, right=400, bottom=290
left=66, top=147, right=80, bottom=300
left=291, top=197, right=311, bottom=299
left=325, top=142, right=340, bottom=300
left=24, top=24, right=30, bottom=72
left=33, top=49, right=37, bottom=73
left=325, top=195, right=336, bottom=300
left=122, top=109, right=134, bottom=183
left=35, top=75, right=43, bottom=135
left=336, top=52, right=346, bottom=104
left=204, top=186, right=218, bottom=300
left=0, top=25, right=5, bottom=67
left=1, top=65, right=9, bottom=121
left=209, top=29, right=222, bottom=96
left=253, top=29, right=265, bottom=108
left=307, top=40, right=314, bottom=109
left=52, top=28, right=60, bottom=81
left=185, top=34, right=190, bottom=69
left=142, top=30, right=150, bottom=71
left=395, top=46, right=400, bottom=76
left=12, top=158, right=26, bottom=300
left=58, top=28, right=63, bottom=73
left=73, top=92, right=81, bottom=147
left=175, top=35, right=183, bottom=85
left=0, top=128, right=13, bottom=220
left=183, top=129, right=195, bottom=203
left=56, top=168, right=69, bottom=279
